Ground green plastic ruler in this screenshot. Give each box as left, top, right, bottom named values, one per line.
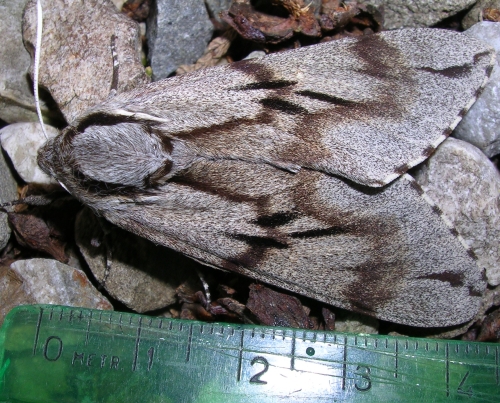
left=0, top=305, right=499, bottom=402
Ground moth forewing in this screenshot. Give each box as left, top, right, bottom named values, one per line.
left=37, top=28, right=493, bottom=327
left=99, top=162, right=484, bottom=328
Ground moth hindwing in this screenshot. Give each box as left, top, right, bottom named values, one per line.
left=38, top=28, right=494, bottom=327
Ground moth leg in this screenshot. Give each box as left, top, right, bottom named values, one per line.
left=195, top=268, right=211, bottom=309
left=108, top=34, right=119, bottom=98
left=94, top=217, right=114, bottom=287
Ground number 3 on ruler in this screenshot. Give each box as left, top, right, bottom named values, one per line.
left=354, top=365, right=372, bottom=392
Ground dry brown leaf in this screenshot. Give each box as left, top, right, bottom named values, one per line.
left=176, top=34, right=233, bottom=75
left=246, top=284, right=316, bottom=329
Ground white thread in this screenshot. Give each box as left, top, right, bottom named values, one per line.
left=34, top=0, right=48, bottom=140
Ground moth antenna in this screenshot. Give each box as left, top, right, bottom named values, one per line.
left=34, top=0, right=48, bottom=140
left=109, top=34, right=119, bottom=98
left=0, top=193, right=73, bottom=211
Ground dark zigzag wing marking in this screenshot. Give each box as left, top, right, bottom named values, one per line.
left=259, top=97, right=309, bottom=115
left=232, top=80, right=298, bottom=90
left=417, top=65, right=473, bottom=78
left=253, top=211, right=300, bottom=227
left=295, top=90, right=361, bottom=107
left=290, top=226, right=349, bottom=238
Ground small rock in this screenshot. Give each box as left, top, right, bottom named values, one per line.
left=462, top=0, right=500, bottom=29
left=413, top=138, right=500, bottom=286
left=147, top=0, right=214, bottom=80
left=22, top=0, right=149, bottom=124
left=111, top=0, right=127, bottom=10
left=0, top=150, right=17, bottom=251
left=75, top=207, right=201, bottom=312
left=0, top=122, right=58, bottom=185
left=453, top=22, right=500, bottom=157
left=0, top=0, right=48, bottom=123
left=0, top=258, right=112, bottom=325
left=334, top=311, right=379, bottom=334
left=244, top=50, right=267, bottom=60
left=359, top=0, right=476, bottom=29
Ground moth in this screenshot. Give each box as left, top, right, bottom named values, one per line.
left=37, top=28, right=494, bottom=327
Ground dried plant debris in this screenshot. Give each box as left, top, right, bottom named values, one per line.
left=477, top=308, right=500, bottom=342
left=220, top=0, right=380, bottom=45
left=484, top=7, right=500, bottom=22
left=221, top=0, right=321, bottom=44
left=122, top=0, right=151, bottom=21
left=176, top=280, right=251, bottom=323
left=319, top=0, right=361, bottom=31
left=322, top=307, right=336, bottom=331
left=246, top=284, right=317, bottom=329
left=176, top=33, right=233, bottom=75
left=7, top=197, right=80, bottom=264
left=8, top=212, right=68, bottom=263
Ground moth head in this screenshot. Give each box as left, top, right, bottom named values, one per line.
left=37, top=119, right=179, bottom=197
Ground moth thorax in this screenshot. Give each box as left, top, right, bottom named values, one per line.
left=70, top=122, right=171, bottom=188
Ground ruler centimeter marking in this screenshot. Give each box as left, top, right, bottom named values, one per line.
left=495, top=346, right=500, bottom=385
left=446, top=342, right=450, bottom=397
left=85, top=310, right=92, bottom=346
left=237, top=330, right=244, bottom=381
left=32, top=306, right=43, bottom=356
left=394, top=340, right=399, bottom=379
left=186, top=323, right=193, bottom=362
left=132, top=316, right=142, bottom=372
left=342, top=336, right=347, bottom=391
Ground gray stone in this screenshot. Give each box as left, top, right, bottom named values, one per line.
left=147, top=0, right=214, bottom=80
left=0, top=122, right=59, bottom=185
left=244, top=50, right=267, bottom=60
left=3, top=259, right=113, bottom=319
left=23, top=0, right=149, bottom=124
left=334, top=311, right=379, bottom=334
left=75, top=208, right=202, bottom=312
left=462, top=0, right=500, bottom=30
left=0, top=0, right=48, bottom=123
left=413, top=138, right=500, bottom=286
left=359, top=0, right=476, bottom=29
left=111, top=0, right=127, bottom=10
left=454, top=22, right=500, bottom=157
left=0, top=150, right=17, bottom=251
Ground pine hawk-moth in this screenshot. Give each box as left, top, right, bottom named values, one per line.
left=37, top=28, right=494, bottom=327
